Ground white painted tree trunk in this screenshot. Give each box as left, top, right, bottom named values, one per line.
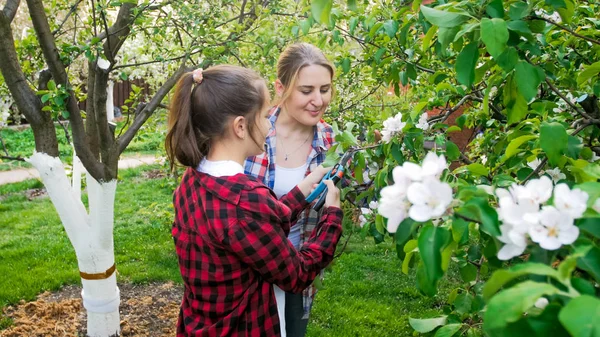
left=72, top=149, right=83, bottom=201
left=28, top=152, right=120, bottom=337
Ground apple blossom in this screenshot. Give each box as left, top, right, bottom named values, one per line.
left=534, top=297, right=549, bottom=309
left=553, top=184, right=589, bottom=219
left=545, top=168, right=566, bottom=183
left=415, top=113, right=429, bottom=131
left=406, top=178, right=453, bottom=222
left=527, top=158, right=543, bottom=170
left=359, top=207, right=372, bottom=228
left=528, top=206, right=578, bottom=250
left=369, top=200, right=379, bottom=210
left=378, top=185, right=410, bottom=233
left=381, top=113, right=406, bottom=143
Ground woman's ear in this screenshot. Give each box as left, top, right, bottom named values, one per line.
left=274, top=79, right=285, bottom=98
left=232, top=116, right=246, bottom=140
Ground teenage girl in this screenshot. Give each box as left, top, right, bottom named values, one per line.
left=165, top=65, right=343, bottom=336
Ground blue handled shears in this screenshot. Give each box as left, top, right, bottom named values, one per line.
left=306, top=147, right=357, bottom=211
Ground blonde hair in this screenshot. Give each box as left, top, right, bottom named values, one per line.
left=275, top=43, right=335, bottom=106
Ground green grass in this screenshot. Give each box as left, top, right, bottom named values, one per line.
left=0, top=165, right=179, bottom=308
left=0, top=111, right=168, bottom=171
left=308, top=238, right=457, bottom=336
left=0, top=165, right=459, bottom=335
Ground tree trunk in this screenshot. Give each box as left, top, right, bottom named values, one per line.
left=28, top=152, right=120, bottom=337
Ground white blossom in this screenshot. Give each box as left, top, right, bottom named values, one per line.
left=497, top=223, right=528, bottom=260
left=592, top=152, right=600, bottom=162
left=416, top=113, right=429, bottom=131
left=528, top=206, right=578, bottom=250
left=553, top=184, right=589, bottom=219
left=527, top=158, right=543, bottom=171
left=369, top=201, right=379, bottom=210
left=534, top=297, right=549, bottom=309
left=477, top=184, right=494, bottom=195
left=593, top=199, right=600, bottom=214
left=481, top=155, right=488, bottom=165
left=546, top=168, right=566, bottom=183
left=406, top=178, right=453, bottom=222
left=359, top=207, right=372, bottom=228
left=523, top=176, right=553, bottom=205
left=381, top=113, right=406, bottom=143
left=378, top=185, right=410, bottom=233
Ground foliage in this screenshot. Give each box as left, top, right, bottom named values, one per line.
left=301, top=0, right=600, bottom=336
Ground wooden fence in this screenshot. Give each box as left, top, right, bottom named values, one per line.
left=77, top=79, right=152, bottom=113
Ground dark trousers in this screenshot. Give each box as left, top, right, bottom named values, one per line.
left=285, top=292, right=309, bottom=337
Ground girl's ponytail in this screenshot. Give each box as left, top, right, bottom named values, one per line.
left=165, top=73, right=205, bottom=172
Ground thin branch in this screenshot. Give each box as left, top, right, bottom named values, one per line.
left=460, top=153, right=473, bottom=165
left=532, top=16, right=600, bottom=46
left=99, top=7, right=114, bottom=64
left=2, top=0, right=20, bottom=23
left=0, top=155, right=26, bottom=161
left=428, top=95, right=473, bottom=124
left=545, top=78, right=597, bottom=121
left=339, top=84, right=382, bottom=113
left=117, top=60, right=190, bottom=154
left=51, top=0, right=83, bottom=35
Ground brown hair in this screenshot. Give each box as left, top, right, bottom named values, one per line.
left=275, top=43, right=335, bottom=106
left=165, top=65, right=267, bottom=171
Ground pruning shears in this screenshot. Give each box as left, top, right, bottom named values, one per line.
left=306, top=147, right=357, bottom=211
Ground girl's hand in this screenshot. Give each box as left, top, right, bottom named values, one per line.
left=323, top=180, right=340, bottom=209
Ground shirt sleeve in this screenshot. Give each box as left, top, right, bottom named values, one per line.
left=278, top=186, right=310, bottom=221
left=223, top=205, right=343, bottom=293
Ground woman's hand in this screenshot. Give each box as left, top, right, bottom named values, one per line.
left=297, top=166, right=330, bottom=197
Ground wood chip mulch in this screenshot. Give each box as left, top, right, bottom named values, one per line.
left=0, top=282, right=183, bottom=337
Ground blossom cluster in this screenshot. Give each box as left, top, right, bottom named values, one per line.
left=495, top=176, right=589, bottom=260
left=381, top=113, right=406, bottom=143
left=377, top=152, right=453, bottom=233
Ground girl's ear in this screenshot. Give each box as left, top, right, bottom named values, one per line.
left=274, top=79, right=285, bottom=98
left=232, top=116, right=246, bottom=140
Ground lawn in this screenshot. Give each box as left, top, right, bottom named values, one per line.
left=0, top=111, right=168, bottom=171
left=0, top=165, right=458, bottom=335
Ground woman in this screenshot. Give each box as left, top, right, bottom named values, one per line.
left=245, top=42, right=336, bottom=337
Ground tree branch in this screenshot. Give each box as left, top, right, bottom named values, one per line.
left=545, top=78, right=598, bottom=122
left=51, top=0, right=83, bottom=35
left=2, top=0, right=20, bottom=23
left=531, top=16, right=600, bottom=46
left=117, top=61, right=190, bottom=154
left=428, top=95, right=473, bottom=124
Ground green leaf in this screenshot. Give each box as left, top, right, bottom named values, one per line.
left=486, top=0, right=504, bottom=18
left=455, top=42, right=479, bottom=87
left=383, top=20, right=399, bottom=38
left=454, top=293, right=473, bottom=314
left=484, top=281, right=560, bottom=332
left=577, top=61, right=600, bottom=87
left=515, top=61, right=544, bottom=103
left=507, top=20, right=532, bottom=35
left=422, top=25, right=438, bottom=53
left=460, top=264, right=478, bottom=283
left=395, top=218, right=418, bottom=256
left=420, top=5, right=469, bottom=28
left=483, top=263, right=561, bottom=300
left=41, top=94, right=51, bottom=103
left=300, top=19, right=311, bottom=35
left=577, top=246, right=600, bottom=283
left=311, top=0, right=332, bottom=26
left=341, top=58, right=351, bottom=74
left=480, top=18, right=508, bottom=58
left=508, top=2, right=529, bottom=20
left=456, top=198, right=500, bottom=237
left=504, top=135, right=537, bottom=161
left=409, top=316, right=448, bottom=333
left=578, top=218, right=600, bottom=239
left=418, top=225, right=451, bottom=295
left=559, top=295, right=600, bottom=337
left=556, top=0, right=575, bottom=24
left=466, top=163, right=489, bottom=176
left=347, top=0, right=357, bottom=11
left=434, top=324, right=463, bottom=337
left=496, top=47, right=519, bottom=72
left=540, top=122, right=568, bottom=166
left=438, top=26, right=460, bottom=50
left=47, top=80, right=56, bottom=91
left=566, top=135, right=583, bottom=159
left=445, top=141, right=460, bottom=161
left=374, top=47, right=386, bottom=63
left=504, top=74, right=529, bottom=124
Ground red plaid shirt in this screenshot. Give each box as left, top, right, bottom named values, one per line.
left=172, top=168, right=343, bottom=336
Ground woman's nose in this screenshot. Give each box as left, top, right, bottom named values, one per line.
left=311, top=92, right=323, bottom=107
